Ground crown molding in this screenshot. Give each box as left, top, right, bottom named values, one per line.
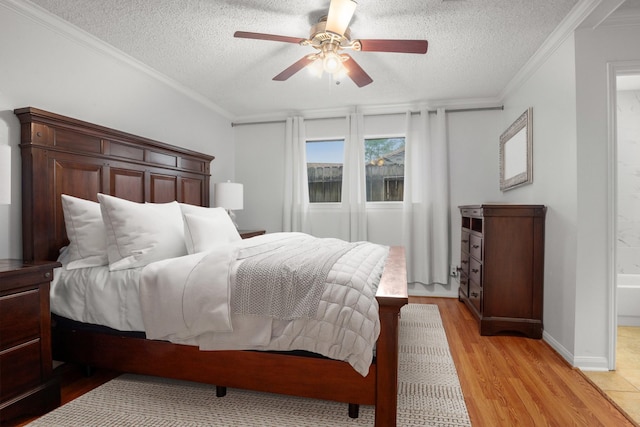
left=499, top=0, right=602, bottom=100
left=231, top=97, right=504, bottom=124
left=1, top=0, right=234, bottom=120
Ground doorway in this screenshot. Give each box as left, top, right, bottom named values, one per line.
left=584, top=65, right=640, bottom=423
left=615, top=72, right=640, bottom=338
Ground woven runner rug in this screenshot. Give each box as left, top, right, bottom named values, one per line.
left=28, top=304, right=471, bottom=426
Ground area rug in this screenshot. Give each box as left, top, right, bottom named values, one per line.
left=28, top=304, right=471, bottom=426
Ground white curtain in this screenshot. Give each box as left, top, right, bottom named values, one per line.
left=402, top=108, right=450, bottom=285
left=342, top=112, right=368, bottom=241
left=283, top=116, right=310, bottom=233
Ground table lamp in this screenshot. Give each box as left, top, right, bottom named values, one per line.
left=213, top=181, right=243, bottom=228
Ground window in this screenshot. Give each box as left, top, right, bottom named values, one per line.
left=306, top=139, right=344, bottom=203
left=305, top=137, right=405, bottom=203
left=365, top=137, right=405, bottom=202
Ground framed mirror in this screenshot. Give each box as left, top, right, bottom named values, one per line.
left=500, top=107, right=532, bottom=191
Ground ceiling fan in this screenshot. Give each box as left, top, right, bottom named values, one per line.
left=234, top=0, right=428, bottom=88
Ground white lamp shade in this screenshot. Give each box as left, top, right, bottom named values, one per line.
left=214, top=181, right=243, bottom=210
left=0, top=146, right=10, bottom=205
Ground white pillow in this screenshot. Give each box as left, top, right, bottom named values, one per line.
left=180, top=204, right=241, bottom=254
left=61, top=194, right=108, bottom=270
left=98, top=194, right=187, bottom=271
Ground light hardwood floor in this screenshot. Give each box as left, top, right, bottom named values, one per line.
left=9, top=297, right=638, bottom=426
left=412, top=296, right=638, bottom=427
left=583, top=326, right=640, bottom=423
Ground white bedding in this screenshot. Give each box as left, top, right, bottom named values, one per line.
left=51, top=248, right=146, bottom=331
left=51, top=232, right=388, bottom=376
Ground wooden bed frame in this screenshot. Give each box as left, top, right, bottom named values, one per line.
left=16, top=107, right=408, bottom=426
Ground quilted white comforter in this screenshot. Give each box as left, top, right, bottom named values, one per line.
left=139, top=232, right=388, bottom=376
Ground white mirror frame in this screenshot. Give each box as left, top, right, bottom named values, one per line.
left=500, top=107, right=533, bottom=191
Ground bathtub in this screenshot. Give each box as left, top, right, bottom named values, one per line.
left=617, top=274, right=640, bottom=326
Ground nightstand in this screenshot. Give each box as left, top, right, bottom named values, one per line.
left=0, top=260, right=61, bottom=422
left=238, top=229, right=266, bottom=239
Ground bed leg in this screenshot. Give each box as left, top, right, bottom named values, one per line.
left=348, top=403, right=359, bottom=418
left=83, top=365, right=94, bottom=377
left=216, top=386, right=227, bottom=397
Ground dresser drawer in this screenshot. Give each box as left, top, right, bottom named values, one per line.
left=470, top=234, right=482, bottom=260
left=469, top=257, right=482, bottom=286
left=0, top=289, right=40, bottom=350
left=460, top=251, right=470, bottom=277
left=0, top=339, right=41, bottom=401
left=459, top=273, right=469, bottom=298
left=469, top=280, right=482, bottom=313
left=461, top=230, right=470, bottom=254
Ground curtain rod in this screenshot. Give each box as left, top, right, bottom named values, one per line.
left=231, top=105, right=504, bottom=127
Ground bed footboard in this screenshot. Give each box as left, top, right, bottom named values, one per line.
left=374, top=246, right=408, bottom=426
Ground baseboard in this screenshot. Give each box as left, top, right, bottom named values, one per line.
left=573, top=356, right=610, bottom=372
left=542, top=330, right=574, bottom=366
left=618, top=315, right=640, bottom=327
left=543, top=330, right=610, bottom=371
left=408, top=282, right=458, bottom=298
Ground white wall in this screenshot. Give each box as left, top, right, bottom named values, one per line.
left=234, top=121, right=287, bottom=233
left=447, top=109, right=502, bottom=294
left=500, top=34, right=580, bottom=363
left=0, top=1, right=233, bottom=259
left=573, top=21, right=640, bottom=369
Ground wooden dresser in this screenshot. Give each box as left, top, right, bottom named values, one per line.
left=458, top=205, right=546, bottom=338
left=0, top=260, right=61, bottom=422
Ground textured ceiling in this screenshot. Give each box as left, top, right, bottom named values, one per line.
left=28, top=0, right=584, bottom=120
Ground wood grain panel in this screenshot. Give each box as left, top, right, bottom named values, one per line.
left=110, top=168, right=144, bottom=202
left=180, top=157, right=204, bottom=172
left=53, top=159, right=102, bottom=252
left=181, top=177, right=204, bottom=205
left=149, top=173, right=177, bottom=203
left=109, top=141, right=144, bottom=162
left=147, top=150, right=177, bottom=167
left=0, top=290, right=40, bottom=350
left=0, top=340, right=41, bottom=401
left=53, top=128, right=101, bottom=153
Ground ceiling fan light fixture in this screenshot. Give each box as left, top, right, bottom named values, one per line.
left=325, top=0, right=357, bottom=36
left=323, top=51, right=342, bottom=73
left=307, top=59, right=324, bottom=78
left=234, top=0, right=426, bottom=88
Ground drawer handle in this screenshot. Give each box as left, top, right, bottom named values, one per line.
left=471, top=268, right=479, bottom=273
left=471, top=292, right=479, bottom=298
left=472, top=244, right=480, bottom=249
left=461, top=239, right=469, bottom=243
left=44, top=271, right=51, bottom=279
left=461, top=260, right=468, bottom=265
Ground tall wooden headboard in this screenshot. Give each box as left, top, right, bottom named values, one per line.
left=15, top=107, right=215, bottom=262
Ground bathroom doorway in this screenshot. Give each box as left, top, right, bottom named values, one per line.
left=614, top=70, right=640, bottom=373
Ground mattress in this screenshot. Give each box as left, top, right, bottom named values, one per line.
left=51, top=233, right=388, bottom=375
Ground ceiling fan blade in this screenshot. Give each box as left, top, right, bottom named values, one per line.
left=342, top=54, right=373, bottom=88
left=234, top=31, right=306, bottom=45
left=273, top=56, right=316, bottom=81
left=358, top=39, right=428, bottom=54
left=325, top=0, right=357, bottom=36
